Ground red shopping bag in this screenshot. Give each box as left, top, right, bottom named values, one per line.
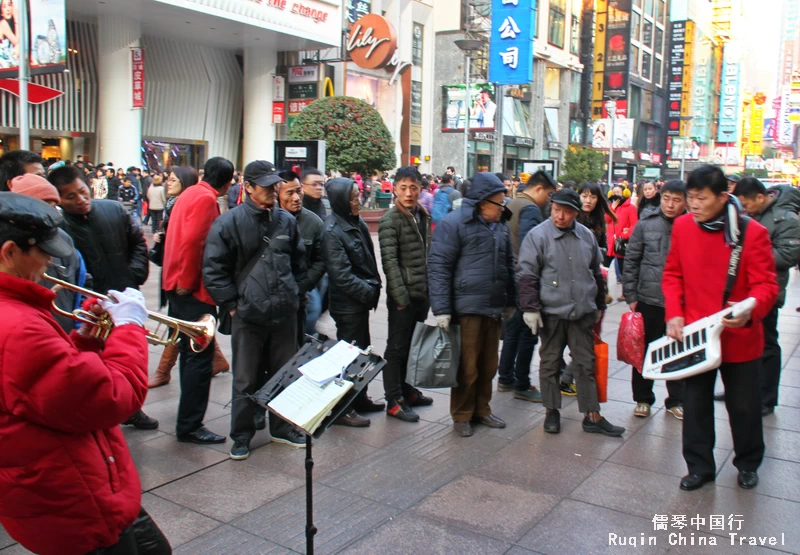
left=594, top=333, right=608, bottom=403
left=617, top=311, right=646, bottom=372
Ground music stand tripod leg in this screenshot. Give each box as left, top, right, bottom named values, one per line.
left=306, top=433, right=317, bottom=554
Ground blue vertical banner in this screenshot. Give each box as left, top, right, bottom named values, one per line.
left=488, top=0, right=535, bottom=86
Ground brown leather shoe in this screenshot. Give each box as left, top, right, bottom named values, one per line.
left=148, top=344, right=178, bottom=388
left=453, top=421, right=473, bottom=437
left=473, top=414, right=506, bottom=428
left=333, top=410, right=370, bottom=428
left=211, top=342, right=230, bottom=376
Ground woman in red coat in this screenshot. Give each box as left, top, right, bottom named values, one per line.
left=0, top=193, right=170, bottom=555
left=606, top=184, right=638, bottom=300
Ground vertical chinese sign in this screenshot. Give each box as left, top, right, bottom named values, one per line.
left=602, top=0, right=631, bottom=116
left=488, top=0, right=535, bottom=86
left=592, top=0, right=608, bottom=119
left=132, top=48, right=145, bottom=109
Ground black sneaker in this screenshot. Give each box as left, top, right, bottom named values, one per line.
left=254, top=412, right=266, bottom=431
left=123, top=410, right=159, bottom=430
left=387, top=399, right=420, bottom=422
left=405, top=388, right=434, bottom=407
left=230, top=440, right=250, bottom=460
left=272, top=429, right=307, bottom=448
left=582, top=416, right=625, bottom=437
left=544, top=410, right=561, bottom=434
left=354, top=396, right=386, bottom=413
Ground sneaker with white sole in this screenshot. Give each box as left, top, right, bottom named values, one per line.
left=633, top=402, right=651, bottom=418
left=230, top=440, right=250, bottom=460
left=666, top=405, right=684, bottom=420
left=271, top=429, right=307, bottom=448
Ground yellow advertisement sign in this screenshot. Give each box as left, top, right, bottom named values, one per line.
left=592, top=6, right=607, bottom=120
left=750, top=105, right=764, bottom=155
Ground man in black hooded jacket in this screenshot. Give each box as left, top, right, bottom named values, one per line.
left=322, top=178, right=384, bottom=427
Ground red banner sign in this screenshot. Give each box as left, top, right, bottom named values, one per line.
left=272, top=101, right=285, bottom=124
left=132, top=48, right=145, bottom=109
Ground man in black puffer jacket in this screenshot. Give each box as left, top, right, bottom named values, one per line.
left=203, top=161, right=307, bottom=460
left=322, top=177, right=384, bottom=427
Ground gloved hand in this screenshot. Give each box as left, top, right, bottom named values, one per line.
left=100, top=288, right=148, bottom=328
left=436, top=315, right=451, bottom=331
left=523, top=312, right=543, bottom=334
left=503, top=306, right=516, bottom=321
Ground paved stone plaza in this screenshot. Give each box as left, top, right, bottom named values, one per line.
left=2, top=236, right=799, bottom=554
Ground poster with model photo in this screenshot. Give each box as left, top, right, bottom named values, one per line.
left=0, top=0, right=66, bottom=76
left=442, top=83, right=496, bottom=131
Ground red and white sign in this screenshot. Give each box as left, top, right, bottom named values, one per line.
left=288, top=99, right=313, bottom=114
left=0, top=79, right=63, bottom=104
left=272, top=101, right=285, bottom=124
left=651, top=153, right=662, bottom=164
left=132, top=48, right=145, bottom=109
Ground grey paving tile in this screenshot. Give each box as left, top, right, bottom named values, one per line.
left=142, top=397, right=229, bottom=435
left=516, top=416, right=629, bottom=461
left=780, top=369, right=800, bottom=387
left=412, top=475, right=559, bottom=542
left=129, top=434, right=229, bottom=491
left=0, top=528, right=15, bottom=550
left=518, top=499, right=668, bottom=555
left=340, top=512, right=509, bottom=554
left=232, top=484, right=397, bottom=554
left=716, top=456, right=800, bottom=503
left=121, top=425, right=166, bottom=446
left=570, top=462, right=706, bottom=521
left=504, top=548, right=542, bottom=555
left=469, top=403, right=548, bottom=440
left=384, top=422, right=509, bottom=463
left=0, top=544, right=33, bottom=554
left=141, top=492, right=221, bottom=549
left=174, top=525, right=291, bottom=554
left=777, top=384, right=800, bottom=408
left=200, top=413, right=273, bottom=454
left=142, top=379, right=182, bottom=405
left=764, top=426, right=800, bottom=463
left=408, top=391, right=454, bottom=423
left=152, top=460, right=304, bottom=522
left=762, top=405, right=800, bottom=432
left=473, top=441, right=603, bottom=496
left=609, top=432, right=730, bottom=478
left=638, top=413, right=734, bottom=450
left=322, top=412, right=438, bottom=449
left=559, top=398, right=651, bottom=435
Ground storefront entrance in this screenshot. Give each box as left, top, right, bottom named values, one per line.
left=142, top=140, right=207, bottom=173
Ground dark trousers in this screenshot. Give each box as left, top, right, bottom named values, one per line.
left=498, top=308, right=538, bottom=391
left=761, top=306, right=781, bottom=408
left=683, top=359, right=765, bottom=476
left=230, top=314, right=297, bottom=443
left=451, top=315, right=501, bottom=422
left=383, top=298, right=429, bottom=402
left=168, top=292, right=217, bottom=437
left=85, top=508, right=171, bottom=555
left=539, top=312, right=600, bottom=413
left=631, top=302, right=684, bottom=408
left=149, top=210, right=163, bottom=232
left=332, top=311, right=371, bottom=402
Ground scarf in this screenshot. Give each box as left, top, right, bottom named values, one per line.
left=696, top=195, right=742, bottom=247
left=658, top=209, right=676, bottom=224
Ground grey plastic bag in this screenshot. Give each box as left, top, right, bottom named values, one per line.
left=407, top=323, right=460, bottom=389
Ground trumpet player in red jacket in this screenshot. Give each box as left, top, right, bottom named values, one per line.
left=0, top=192, right=170, bottom=555
left=662, top=165, right=778, bottom=492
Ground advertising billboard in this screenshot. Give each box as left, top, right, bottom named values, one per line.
left=488, top=0, right=535, bottom=85
left=667, top=21, right=688, bottom=137
left=591, top=118, right=634, bottom=149
left=442, top=83, right=497, bottom=132
left=591, top=0, right=608, bottom=119
left=0, top=0, right=67, bottom=77
left=602, top=0, right=632, bottom=111
left=717, top=46, right=741, bottom=143
left=691, top=26, right=713, bottom=144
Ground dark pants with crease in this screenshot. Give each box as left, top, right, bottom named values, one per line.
left=230, top=314, right=297, bottom=443
left=761, top=306, right=781, bottom=409
left=498, top=308, right=538, bottom=391
left=332, top=311, right=371, bottom=402
left=632, top=302, right=684, bottom=408
left=168, top=292, right=217, bottom=438
left=451, top=315, right=501, bottom=422
left=683, top=360, right=764, bottom=476
left=383, top=298, right=428, bottom=403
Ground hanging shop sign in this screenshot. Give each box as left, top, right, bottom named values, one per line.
left=602, top=0, right=632, bottom=112
left=288, top=83, right=318, bottom=99
left=592, top=0, right=608, bottom=119
left=412, top=23, right=424, bottom=67
left=273, top=76, right=286, bottom=101
left=346, top=14, right=411, bottom=85
left=288, top=65, right=319, bottom=83
left=132, top=48, right=145, bottom=109
left=441, top=83, right=497, bottom=132
left=718, top=46, right=741, bottom=143
left=488, top=0, right=535, bottom=86
left=346, top=0, right=371, bottom=26
left=272, top=101, right=285, bottom=124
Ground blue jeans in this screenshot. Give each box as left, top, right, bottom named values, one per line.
left=305, top=275, right=328, bottom=335
left=498, top=308, right=538, bottom=391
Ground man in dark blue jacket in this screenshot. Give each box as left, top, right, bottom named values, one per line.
left=428, top=172, right=516, bottom=437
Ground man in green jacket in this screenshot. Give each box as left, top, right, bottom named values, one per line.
left=379, top=166, right=435, bottom=422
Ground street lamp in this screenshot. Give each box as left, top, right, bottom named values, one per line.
left=605, top=91, right=623, bottom=186
left=455, top=39, right=483, bottom=179
left=678, top=115, right=694, bottom=181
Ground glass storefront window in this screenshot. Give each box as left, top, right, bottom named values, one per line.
left=544, top=68, right=560, bottom=100
left=642, top=51, right=652, bottom=80
left=142, top=141, right=206, bottom=172
left=654, top=56, right=663, bottom=87
left=645, top=0, right=654, bottom=17
left=643, top=21, right=653, bottom=49
left=631, top=45, right=640, bottom=75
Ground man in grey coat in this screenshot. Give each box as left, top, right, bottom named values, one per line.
left=622, top=180, right=688, bottom=420
left=734, top=178, right=800, bottom=415
left=518, top=189, right=624, bottom=437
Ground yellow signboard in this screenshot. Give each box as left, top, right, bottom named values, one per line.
left=591, top=3, right=607, bottom=120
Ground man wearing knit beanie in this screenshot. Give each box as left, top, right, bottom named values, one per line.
left=10, top=174, right=61, bottom=207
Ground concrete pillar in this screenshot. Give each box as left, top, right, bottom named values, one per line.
left=558, top=68, right=572, bottom=162
left=531, top=60, right=547, bottom=159
left=243, top=47, right=277, bottom=164
left=59, top=138, right=73, bottom=162
left=97, top=15, right=141, bottom=169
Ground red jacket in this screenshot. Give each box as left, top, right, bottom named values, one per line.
left=0, top=273, right=149, bottom=555
left=162, top=181, right=220, bottom=305
left=606, top=198, right=638, bottom=257
left=662, top=213, right=778, bottom=363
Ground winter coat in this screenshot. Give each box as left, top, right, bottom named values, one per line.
left=507, top=193, right=543, bottom=263
left=322, top=178, right=381, bottom=315
left=294, top=207, right=326, bottom=292
left=106, top=176, right=121, bottom=201
left=203, top=198, right=307, bottom=327
left=61, top=200, right=149, bottom=295
left=163, top=182, right=221, bottom=306
left=428, top=172, right=515, bottom=318
left=0, top=273, right=149, bottom=555
left=118, top=185, right=138, bottom=204
left=40, top=230, right=84, bottom=332
left=622, top=209, right=675, bottom=307
left=517, top=219, right=606, bottom=320
left=379, top=203, right=431, bottom=307
left=637, top=193, right=660, bottom=217
left=607, top=198, right=638, bottom=257
left=663, top=213, right=778, bottom=363
left=303, top=195, right=328, bottom=221
left=146, top=184, right=166, bottom=211
left=752, top=188, right=800, bottom=307
left=90, top=176, right=108, bottom=199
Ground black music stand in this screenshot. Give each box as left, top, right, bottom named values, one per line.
left=251, top=337, right=385, bottom=555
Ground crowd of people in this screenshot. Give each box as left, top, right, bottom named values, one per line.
left=0, top=146, right=796, bottom=553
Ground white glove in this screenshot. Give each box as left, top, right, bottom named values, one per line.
left=100, top=288, right=148, bottom=327
left=436, top=315, right=451, bottom=331
left=523, top=312, right=543, bottom=334
left=503, top=307, right=516, bottom=320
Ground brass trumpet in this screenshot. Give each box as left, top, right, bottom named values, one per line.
left=43, top=273, right=216, bottom=353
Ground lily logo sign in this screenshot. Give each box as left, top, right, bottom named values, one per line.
left=346, top=14, right=411, bottom=85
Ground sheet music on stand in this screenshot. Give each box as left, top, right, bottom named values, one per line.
left=267, top=376, right=352, bottom=435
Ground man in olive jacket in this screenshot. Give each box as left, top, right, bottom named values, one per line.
left=379, top=167, right=435, bottom=423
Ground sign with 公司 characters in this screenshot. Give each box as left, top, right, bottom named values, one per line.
left=488, top=0, right=535, bottom=86
left=132, top=48, right=144, bottom=109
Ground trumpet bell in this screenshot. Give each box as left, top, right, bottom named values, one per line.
left=187, top=314, right=217, bottom=353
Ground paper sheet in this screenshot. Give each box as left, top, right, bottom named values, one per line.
left=268, top=375, right=353, bottom=435
left=298, top=340, right=362, bottom=384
